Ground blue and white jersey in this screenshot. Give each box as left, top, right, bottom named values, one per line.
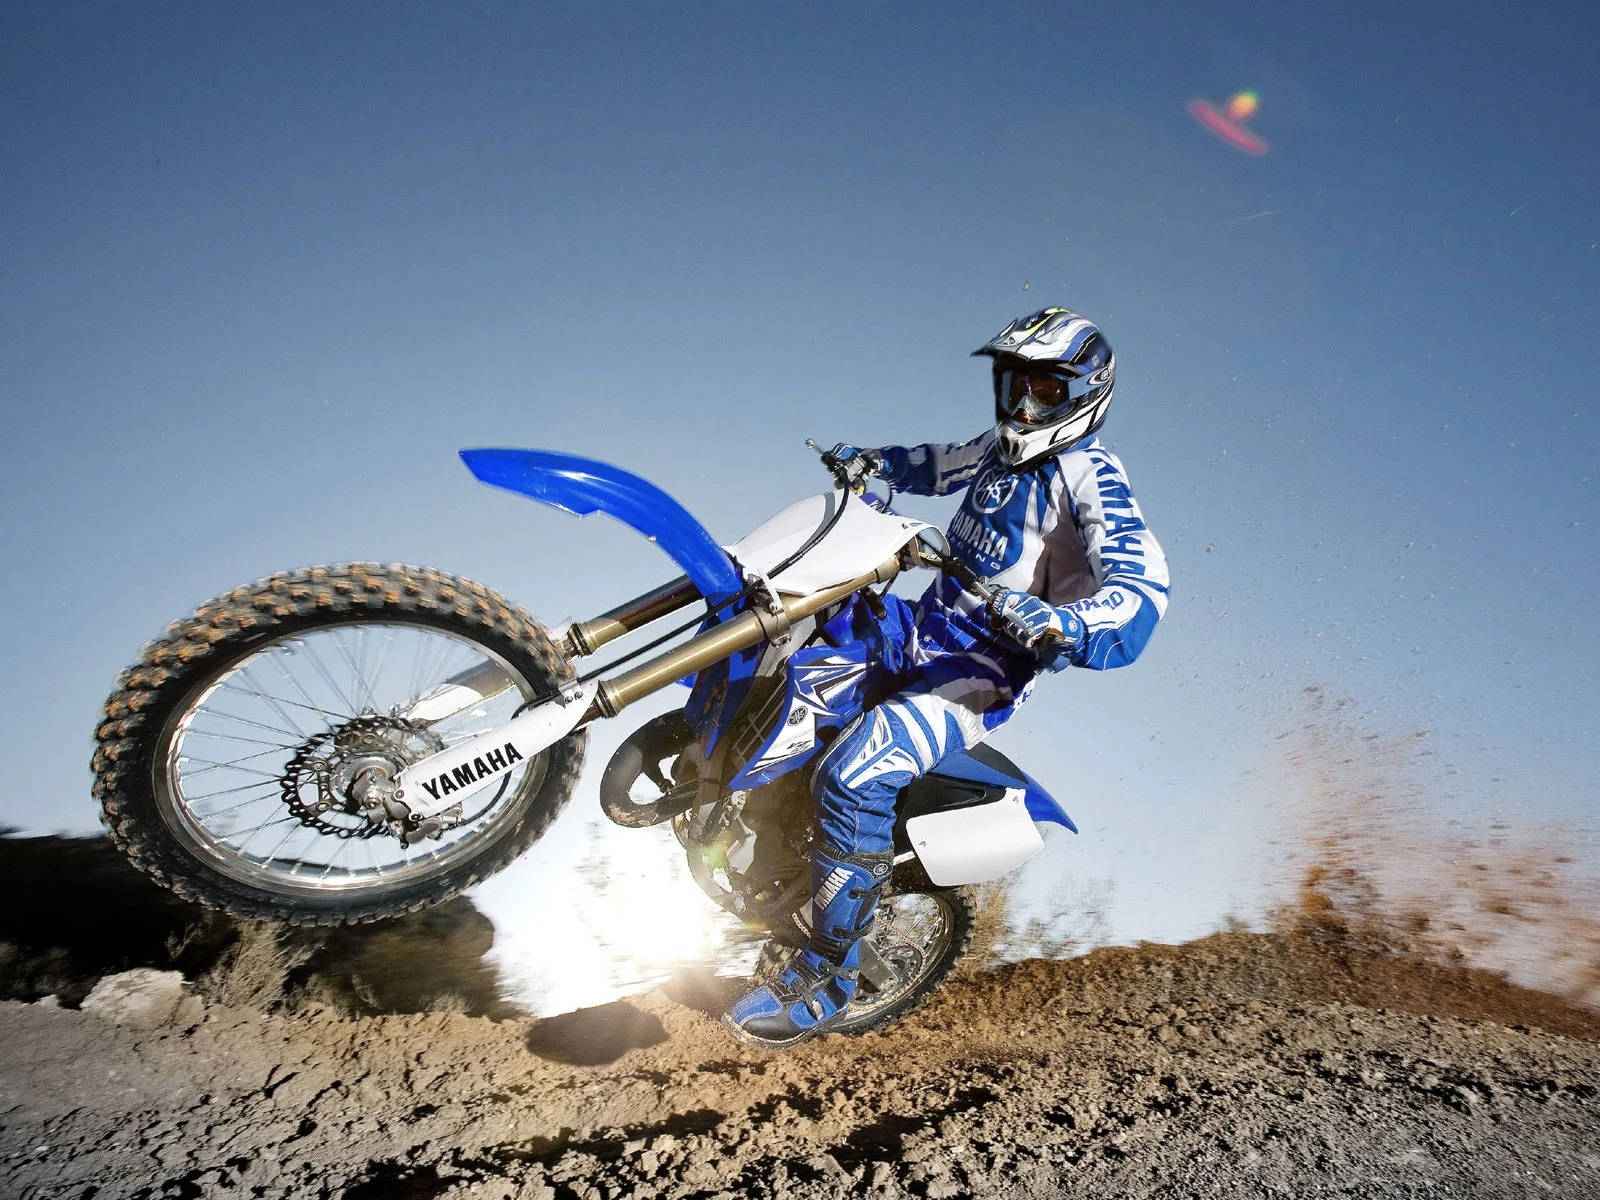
left=879, top=431, right=1170, bottom=670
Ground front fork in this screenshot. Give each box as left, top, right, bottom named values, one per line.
left=399, top=575, right=703, bottom=724
left=386, top=555, right=905, bottom=821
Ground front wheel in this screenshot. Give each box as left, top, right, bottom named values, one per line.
left=92, top=564, right=586, bottom=926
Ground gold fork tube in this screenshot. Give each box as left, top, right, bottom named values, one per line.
left=559, top=575, right=701, bottom=657
left=583, top=555, right=901, bottom=722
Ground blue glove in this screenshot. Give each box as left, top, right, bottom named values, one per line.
left=827, top=444, right=885, bottom=492
left=991, top=590, right=1084, bottom=670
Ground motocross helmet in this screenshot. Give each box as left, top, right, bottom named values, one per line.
left=974, top=307, right=1116, bottom=468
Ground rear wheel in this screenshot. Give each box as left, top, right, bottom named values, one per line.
left=831, top=867, right=975, bottom=1036
left=754, top=863, right=975, bottom=1037
left=93, top=564, right=586, bottom=926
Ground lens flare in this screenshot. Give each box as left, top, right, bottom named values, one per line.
left=1226, top=91, right=1259, bottom=121
left=1187, top=90, right=1269, bottom=156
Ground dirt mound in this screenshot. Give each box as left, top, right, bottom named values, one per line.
left=0, top=831, right=515, bottom=1017
left=3, top=927, right=1596, bottom=1200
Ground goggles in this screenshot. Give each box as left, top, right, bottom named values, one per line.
left=994, top=365, right=1080, bottom=426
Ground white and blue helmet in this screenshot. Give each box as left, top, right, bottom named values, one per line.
left=974, top=307, right=1116, bottom=468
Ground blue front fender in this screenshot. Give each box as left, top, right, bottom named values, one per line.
left=459, top=448, right=744, bottom=604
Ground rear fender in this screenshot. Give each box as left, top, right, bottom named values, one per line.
left=931, top=749, right=1078, bottom=833
left=459, top=448, right=744, bottom=605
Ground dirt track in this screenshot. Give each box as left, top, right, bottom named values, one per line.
left=4, top=927, right=1598, bottom=1200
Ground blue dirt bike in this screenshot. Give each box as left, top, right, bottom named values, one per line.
left=93, top=443, right=1076, bottom=1034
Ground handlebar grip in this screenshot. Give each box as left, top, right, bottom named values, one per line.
left=911, top=537, right=1064, bottom=653
left=982, top=584, right=1066, bottom=653
left=806, top=438, right=855, bottom=490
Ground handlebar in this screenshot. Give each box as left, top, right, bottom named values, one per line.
left=806, top=439, right=1061, bottom=654
left=910, top=530, right=1066, bottom=654
left=805, top=437, right=847, bottom=481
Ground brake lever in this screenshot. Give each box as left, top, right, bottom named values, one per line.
left=804, top=438, right=843, bottom=482
left=994, top=608, right=1067, bottom=653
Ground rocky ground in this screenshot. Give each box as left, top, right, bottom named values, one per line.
left=3, top=923, right=1598, bottom=1200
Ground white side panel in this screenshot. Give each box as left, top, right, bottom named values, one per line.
left=396, top=681, right=597, bottom=819
left=904, top=788, right=1045, bottom=886
left=728, top=492, right=933, bottom=595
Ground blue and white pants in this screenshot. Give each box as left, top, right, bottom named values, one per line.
left=811, top=647, right=1034, bottom=856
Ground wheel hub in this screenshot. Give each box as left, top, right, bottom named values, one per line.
left=280, top=715, right=458, bottom=845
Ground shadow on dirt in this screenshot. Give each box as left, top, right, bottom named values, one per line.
left=0, top=830, right=519, bottom=1017
left=523, top=1000, right=667, bottom=1065
left=661, top=967, right=736, bottom=1017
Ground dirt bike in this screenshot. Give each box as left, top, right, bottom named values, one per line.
left=92, top=443, right=1078, bottom=1034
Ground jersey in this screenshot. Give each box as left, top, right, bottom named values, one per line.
left=878, top=430, right=1170, bottom=671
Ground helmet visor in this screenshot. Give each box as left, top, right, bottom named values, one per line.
left=994, top=366, right=1077, bottom=426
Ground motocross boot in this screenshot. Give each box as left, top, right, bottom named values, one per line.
left=722, top=843, right=892, bottom=1050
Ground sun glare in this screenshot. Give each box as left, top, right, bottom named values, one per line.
left=489, top=822, right=745, bottom=1016
left=590, top=828, right=732, bottom=968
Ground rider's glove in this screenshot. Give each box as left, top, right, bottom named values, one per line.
left=829, top=444, right=886, bottom=493
left=990, top=590, right=1084, bottom=670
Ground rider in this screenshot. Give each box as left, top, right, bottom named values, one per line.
left=723, top=307, right=1171, bottom=1050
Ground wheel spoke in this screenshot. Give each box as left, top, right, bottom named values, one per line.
left=258, top=821, right=304, bottom=867
left=369, top=628, right=398, bottom=702
left=412, top=635, right=450, bottom=702
left=233, top=814, right=303, bottom=850
left=297, top=636, right=361, bottom=716
left=319, top=837, right=362, bottom=879
left=880, top=918, right=918, bottom=949
left=184, top=779, right=279, bottom=803
left=270, top=645, right=349, bottom=725
left=178, top=753, right=287, bottom=779
left=194, top=791, right=281, bottom=818
left=181, top=727, right=299, bottom=752
left=331, top=628, right=381, bottom=713
left=215, top=683, right=354, bottom=725
left=195, top=708, right=304, bottom=740
left=161, top=617, right=545, bottom=897
left=239, top=663, right=309, bottom=737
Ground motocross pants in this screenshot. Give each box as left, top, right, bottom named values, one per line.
left=725, top=647, right=1031, bottom=1047
left=811, top=647, right=1033, bottom=859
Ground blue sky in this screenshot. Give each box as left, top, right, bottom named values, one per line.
left=3, top=2, right=1596, bottom=1004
